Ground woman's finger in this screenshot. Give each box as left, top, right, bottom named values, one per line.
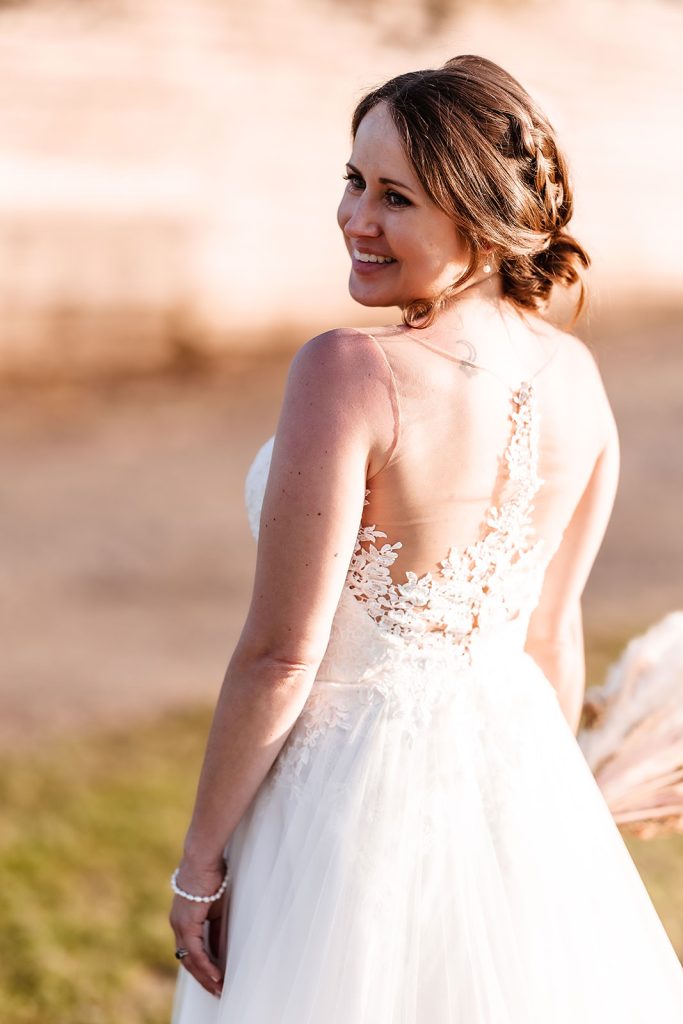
left=171, top=909, right=223, bottom=997
left=179, top=931, right=223, bottom=997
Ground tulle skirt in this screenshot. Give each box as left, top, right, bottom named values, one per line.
left=171, top=649, right=683, bottom=1023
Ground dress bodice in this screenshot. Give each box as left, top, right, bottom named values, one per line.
left=244, top=378, right=553, bottom=681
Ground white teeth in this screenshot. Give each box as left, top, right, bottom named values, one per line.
left=353, top=249, right=396, bottom=264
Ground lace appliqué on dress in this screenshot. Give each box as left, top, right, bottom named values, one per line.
left=267, top=676, right=445, bottom=795
left=268, top=689, right=354, bottom=791
left=265, top=382, right=550, bottom=790
left=346, top=382, right=546, bottom=661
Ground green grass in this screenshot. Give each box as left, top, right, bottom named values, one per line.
left=0, top=689, right=681, bottom=1023
left=0, top=707, right=213, bottom=1024
left=623, top=833, right=683, bottom=954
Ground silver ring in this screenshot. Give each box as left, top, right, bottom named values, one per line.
left=175, top=947, right=190, bottom=960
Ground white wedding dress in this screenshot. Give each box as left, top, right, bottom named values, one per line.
left=172, top=343, right=683, bottom=1023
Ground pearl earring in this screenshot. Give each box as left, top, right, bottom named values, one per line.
left=483, top=261, right=492, bottom=274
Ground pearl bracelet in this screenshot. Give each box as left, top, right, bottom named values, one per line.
left=170, top=865, right=230, bottom=904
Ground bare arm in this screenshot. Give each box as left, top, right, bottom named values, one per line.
left=525, top=361, right=620, bottom=734
left=182, top=648, right=319, bottom=865
left=525, top=605, right=585, bottom=733
left=169, top=329, right=397, bottom=994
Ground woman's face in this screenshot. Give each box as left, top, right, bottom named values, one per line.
left=337, top=101, right=471, bottom=310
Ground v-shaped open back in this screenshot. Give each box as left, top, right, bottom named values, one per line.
left=346, top=373, right=550, bottom=654
left=242, top=323, right=589, bottom=665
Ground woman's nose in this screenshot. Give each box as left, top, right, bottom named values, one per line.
left=342, top=196, right=381, bottom=238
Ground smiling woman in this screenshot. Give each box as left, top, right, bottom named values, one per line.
left=341, top=56, right=589, bottom=328
left=169, top=54, right=683, bottom=1024
left=338, top=103, right=474, bottom=312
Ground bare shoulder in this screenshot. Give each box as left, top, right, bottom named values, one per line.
left=280, top=327, right=398, bottom=477
left=527, top=314, right=597, bottom=372
left=285, top=327, right=397, bottom=438
left=527, top=314, right=605, bottom=390
left=539, top=321, right=618, bottom=449
left=290, top=326, right=389, bottom=383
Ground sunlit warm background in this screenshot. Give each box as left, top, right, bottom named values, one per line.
left=1, top=0, right=681, bottom=1020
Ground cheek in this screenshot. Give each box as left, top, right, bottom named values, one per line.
left=420, top=228, right=467, bottom=272
left=403, top=232, right=445, bottom=273
left=436, top=220, right=469, bottom=265
left=336, top=194, right=352, bottom=231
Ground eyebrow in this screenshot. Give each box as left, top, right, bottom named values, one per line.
left=346, top=162, right=416, bottom=195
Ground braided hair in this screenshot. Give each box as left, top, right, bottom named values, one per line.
left=351, top=55, right=590, bottom=328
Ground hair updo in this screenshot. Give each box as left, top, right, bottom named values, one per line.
left=351, top=54, right=590, bottom=328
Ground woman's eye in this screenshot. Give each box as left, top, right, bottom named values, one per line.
left=342, top=175, right=410, bottom=208
left=385, top=190, right=411, bottom=208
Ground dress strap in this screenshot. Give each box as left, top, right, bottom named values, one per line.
left=410, top=335, right=562, bottom=394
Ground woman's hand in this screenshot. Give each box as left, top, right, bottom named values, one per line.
left=169, top=861, right=228, bottom=998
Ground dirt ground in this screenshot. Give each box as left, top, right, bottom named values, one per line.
left=1, top=311, right=681, bottom=750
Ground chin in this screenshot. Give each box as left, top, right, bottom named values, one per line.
left=348, top=280, right=398, bottom=309
left=351, top=295, right=390, bottom=308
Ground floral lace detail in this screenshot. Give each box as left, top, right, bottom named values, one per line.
left=268, top=689, right=355, bottom=792
left=247, top=381, right=552, bottom=790
left=266, top=671, right=456, bottom=795
left=345, top=382, right=546, bottom=661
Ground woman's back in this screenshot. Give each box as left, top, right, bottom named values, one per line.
left=354, top=315, right=616, bottom=632
left=173, top=317, right=683, bottom=1024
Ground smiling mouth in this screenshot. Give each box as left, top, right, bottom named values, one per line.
left=352, top=248, right=397, bottom=265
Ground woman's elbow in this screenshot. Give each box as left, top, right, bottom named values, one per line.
left=230, top=627, right=325, bottom=691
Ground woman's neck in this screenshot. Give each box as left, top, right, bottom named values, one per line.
left=403, top=277, right=525, bottom=336
left=395, top=279, right=552, bottom=365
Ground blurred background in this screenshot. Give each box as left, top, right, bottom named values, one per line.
left=0, top=0, right=681, bottom=1020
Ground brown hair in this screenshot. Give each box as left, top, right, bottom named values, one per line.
left=351, top=54, right=590, bottom=328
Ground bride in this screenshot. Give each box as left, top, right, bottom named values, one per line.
left=169, top=54, right=683, bottom=1022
